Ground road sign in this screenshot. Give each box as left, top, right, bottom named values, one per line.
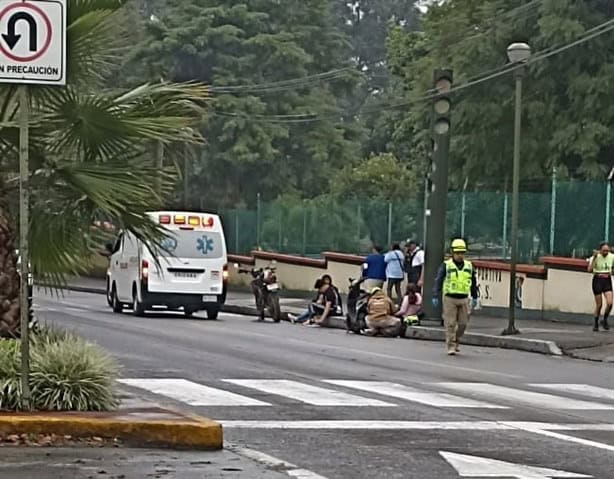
left=0, top=0, right=65, bottom=85
left=440, top=451, right=591, bottom=479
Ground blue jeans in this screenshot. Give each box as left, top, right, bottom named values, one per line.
left=295, top=303, right=325, bottom=323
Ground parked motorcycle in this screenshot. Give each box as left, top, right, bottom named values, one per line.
left=345, top=277, right=369, bottom=334
left=237, top=264, right=282, bottom=322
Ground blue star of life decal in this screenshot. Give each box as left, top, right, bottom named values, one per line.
left=196, top=235, right=214, bottom=255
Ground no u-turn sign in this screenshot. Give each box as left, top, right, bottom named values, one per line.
left=0, top=0, right=65, bottom=85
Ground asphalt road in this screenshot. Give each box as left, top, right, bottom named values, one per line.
left=35, top=290, right=614, bottom=479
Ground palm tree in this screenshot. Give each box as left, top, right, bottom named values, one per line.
left=0, top=0, right=209, bottom=337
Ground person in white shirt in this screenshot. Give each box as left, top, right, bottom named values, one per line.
left=405, top=240, right=425, bottom=286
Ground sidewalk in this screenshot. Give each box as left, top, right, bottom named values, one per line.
left=43, top=277, right=614, bottom=362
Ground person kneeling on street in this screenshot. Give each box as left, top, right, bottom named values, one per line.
left=364, top=287, right=401, bottom=337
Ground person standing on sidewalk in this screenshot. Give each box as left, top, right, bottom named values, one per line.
left=587, top=241, right=614, bottom=332
left=363, top=246, right=387, bottom=291
left=384, top=243, right=405, bottom=304
left=404, top=240, right=425, bottom=286
left=431, top=239, right=478, bottom=356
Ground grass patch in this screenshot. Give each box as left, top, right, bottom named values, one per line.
left=0, top=325, right=119, bottom=411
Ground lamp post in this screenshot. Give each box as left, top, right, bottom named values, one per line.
left=503, top=42, right=531, bottom=336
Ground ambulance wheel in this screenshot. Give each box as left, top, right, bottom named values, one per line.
left=184, top=307, right=197, bottom=318
left=111, top=285, right=123, bottom=314
left=206, top=307, right=219, bottom=320
left=132, top=289, right=146, bottom=317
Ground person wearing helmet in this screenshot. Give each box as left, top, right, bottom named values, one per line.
left=432, top=238, right=478, bottom=355
left=364, top=287, right=401, bottom=337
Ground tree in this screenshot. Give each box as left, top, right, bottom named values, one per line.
left=387, top=0, right=614, bottom=188
left=121, top=0, right=359, bottom=208
left=0, top=0, right=209, bottom=337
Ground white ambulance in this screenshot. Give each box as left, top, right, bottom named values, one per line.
left=105, top=211, right=228, bottom=319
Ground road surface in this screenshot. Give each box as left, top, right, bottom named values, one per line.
left=35, top=290, right=614, bottom=479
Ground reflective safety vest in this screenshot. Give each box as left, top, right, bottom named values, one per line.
left=443, top=259, right=473, bottom=296
left=593, top=253, right=614, bottom=274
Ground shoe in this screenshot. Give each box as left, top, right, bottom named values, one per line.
left=593, top=320, right=599, bottom=332
left=447, top=350, right=456, bottom=356
left=455, top=345, right=460, bottom=353
left=602, top=319, right=610, bottom=331
left=288, top=314, right=297, bottom=324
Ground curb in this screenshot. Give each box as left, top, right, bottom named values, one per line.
left=404, top=326, right=563, bottom=356
left=0, top=414, right=223, bottom=450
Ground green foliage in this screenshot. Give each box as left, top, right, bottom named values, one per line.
left=0, top=0, right=210, bottom=293
left=333, top=153, right=417, bottom=200
left=122, top=0, right=362, bottom=208
left=387, top=0, right=614, bottom=188
left=0, top=327, right=119, bottom=412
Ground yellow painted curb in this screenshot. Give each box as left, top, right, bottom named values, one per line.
left=0, top=415, right=223, bottom=450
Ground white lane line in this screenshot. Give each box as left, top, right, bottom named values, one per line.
left=223, top=379, right=395, bottom=407
left=222, top=421, right=514, bottom=430
left=530, top=384, right=614, bottom=402
left=510, top=423, right=614, bottom=453
left=222, top=421, right=614, bottom=431
left=233, top=447, right=330, bottom=479
left=436, top=383, right=614, bottom=410
left=324, top=380, right=507, bottom=409
left=118, top=378, right=270, bottom=406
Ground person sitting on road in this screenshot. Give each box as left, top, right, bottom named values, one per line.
left=363, top=287, right=401, bottom=337
left=288, top=279, right=325, bottom=324
left=396, top=283, right=423, bottom=325
left=310, top=276, right=342, bottom=326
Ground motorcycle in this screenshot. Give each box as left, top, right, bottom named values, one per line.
left=345, top=277, right=369, bottom=334
left=237, top=264, right=282, bottom=322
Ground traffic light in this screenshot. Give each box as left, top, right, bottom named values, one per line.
left=432, top=69, right=453, bottom=137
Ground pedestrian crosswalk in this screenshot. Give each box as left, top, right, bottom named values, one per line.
left=118, top=378, right=614, bottom=413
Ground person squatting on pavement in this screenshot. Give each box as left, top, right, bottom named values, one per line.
left=364, top=287, right=401, bottom=337
left=587, top=241, right=613, bottom=332
left=431, top=239, right=478, bottom=355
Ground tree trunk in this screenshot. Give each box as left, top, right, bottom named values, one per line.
left=0, top=185, right=20, bottom=338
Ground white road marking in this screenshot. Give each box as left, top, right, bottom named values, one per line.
left=530, top=384, right=614, bottom=402
left=223, top=379, right=395, bottom=406
left=436, top=383, right=614, bottom=410
left=324, top=380, right=507, bottom=409
left=510, top=423, right=614, bottom=453
left=221, top=421, right=614, bottom=431
left=118, top=378, right=270, bottom=406
left=233, top=447, right=330, bottom=479
left=440, top=451, right=590, bottom=478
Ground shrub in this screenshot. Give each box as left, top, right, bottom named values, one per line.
left=0, top=339, right=21, bottom=410
left=0, top=327, right=120, bottom=411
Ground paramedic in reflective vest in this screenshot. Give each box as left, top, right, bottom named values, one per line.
left=432, top=239, right=478, bottom=355
left=587, top=241, right=614, bottom=332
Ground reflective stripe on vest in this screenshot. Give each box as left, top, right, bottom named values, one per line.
left=593, top=254, right=614, bottom=274
left=443, top=259, right=473, bottom=296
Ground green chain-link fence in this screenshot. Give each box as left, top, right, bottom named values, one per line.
left=214, top=181, right=613, bottom=262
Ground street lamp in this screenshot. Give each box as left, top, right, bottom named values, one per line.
left=503, top=42, right=531, bottom=336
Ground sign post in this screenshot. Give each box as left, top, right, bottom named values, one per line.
left=0, top=0, right=66, bottom=409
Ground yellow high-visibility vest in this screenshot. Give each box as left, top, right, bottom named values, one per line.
left=443, top=259, right=473, bottom=296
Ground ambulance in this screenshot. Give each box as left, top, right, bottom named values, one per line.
left=105, top=211, right=228, bottom=319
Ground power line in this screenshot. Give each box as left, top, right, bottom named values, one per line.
left=210, top=14, right=614, bottom=124
left=208, top=1, right=544, bottom=96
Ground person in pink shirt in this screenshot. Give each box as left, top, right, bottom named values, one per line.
left=396, top=283, right=423, bottom=320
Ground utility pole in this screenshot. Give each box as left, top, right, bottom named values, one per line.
left=423, top=69, right=453, bottom=319
left=183, top=144, right=189, bottom=210
left=18, top=86, right=31, bottom=410
left=549, top=166, right=557, bottom=255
